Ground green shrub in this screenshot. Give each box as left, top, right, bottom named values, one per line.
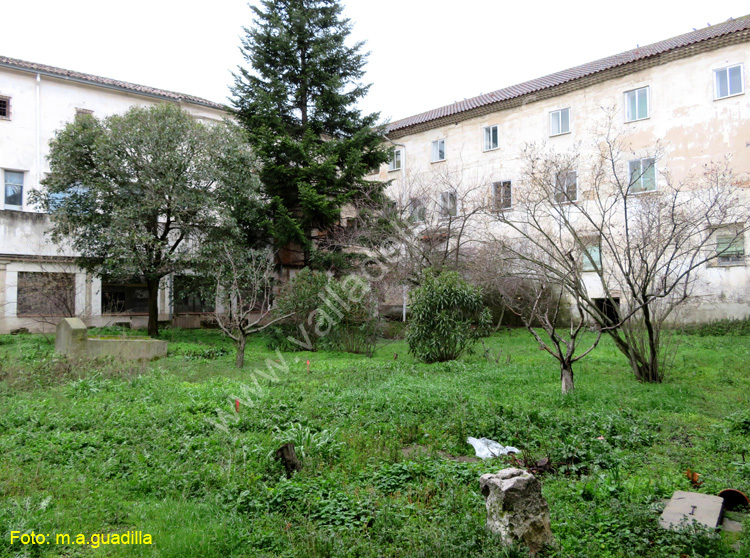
left=316, top=275, right=382, bottom=356
left=268, top=269, right=381, bottom=355
left=406, top=270, right=492, bottom=363
left=678, top=317, right=750, bottom=336
left=267, top=268, right=329, bottom=351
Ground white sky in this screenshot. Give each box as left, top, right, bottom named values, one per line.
left=2, top=1, right=748, bottom=124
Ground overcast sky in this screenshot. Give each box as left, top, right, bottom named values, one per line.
left=2, top=1, right=748, bottom=124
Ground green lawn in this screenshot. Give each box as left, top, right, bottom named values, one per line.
left=1, top=327, right=749, bottom=557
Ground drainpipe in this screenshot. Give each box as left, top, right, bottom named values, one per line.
left=35, top=74, right=41, bottom=210
left=383, top=136, right=407, bottom=322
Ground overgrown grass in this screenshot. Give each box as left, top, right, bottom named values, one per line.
left=1, top=328, right=748, bottom=557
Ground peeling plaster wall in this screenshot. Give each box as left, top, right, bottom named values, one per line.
left=375, top=42, right=750, bottom=322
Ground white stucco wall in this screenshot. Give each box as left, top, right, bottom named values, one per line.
left=0, top=64, right=227, bottom=333
left=374, top=41, right=750, bottom=322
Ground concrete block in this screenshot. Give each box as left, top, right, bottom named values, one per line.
left=55, top=318, right=88, bottom=356
left=55, top=317, right=167, bottom=361
left=86, top=338, right=168, bottom=360
left=660, top=491, right=724, bottom=530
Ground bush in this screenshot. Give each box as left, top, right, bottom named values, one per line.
left=267, top=268, right=329, bottom=351
left=678, top=317, right=750, bottom=336
left=268, top=269, right=381, bottom=355
left=316, top=275, right=382, bottom=356
left=406, top=270, right=492, bottom=363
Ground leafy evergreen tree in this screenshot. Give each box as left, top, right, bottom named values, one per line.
left=34, top=105, right=256, bottom=338
left=231, top=0, right=389, bottom=267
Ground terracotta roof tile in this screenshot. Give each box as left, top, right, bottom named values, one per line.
left=387, top=16, right=750, bottom=134
left=0, top=55, right=226, bottom=110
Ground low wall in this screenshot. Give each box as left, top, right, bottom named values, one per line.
left=86, top=337, right=168, bottom=360
left=55, top=318, right=167, bottom=361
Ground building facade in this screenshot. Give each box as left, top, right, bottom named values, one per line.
left=0, top=56, right=227, bottom=333
left=373, top=17, right=750, bottom=322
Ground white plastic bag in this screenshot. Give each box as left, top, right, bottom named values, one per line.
left=467, top=437, right=519, bottom=459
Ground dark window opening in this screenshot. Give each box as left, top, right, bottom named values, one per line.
left=173, top=276, right=214, bottom=314
left=594, top=297, right=620, bottom=325
left=17, top=272, right=75, bottom=316
left=0, top=97, right=9, bottom=119
left=102, top=282, right=149, bottom=314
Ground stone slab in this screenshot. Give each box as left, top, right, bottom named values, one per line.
left=86, top=338, right=168, bottom=360
left=660, top=491, right=724, bottom=530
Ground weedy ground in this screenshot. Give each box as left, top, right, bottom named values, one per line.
left=1, top=325, right=749, bottom=557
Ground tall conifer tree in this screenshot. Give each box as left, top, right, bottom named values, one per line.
left=232, top=0, right=389, bottom=267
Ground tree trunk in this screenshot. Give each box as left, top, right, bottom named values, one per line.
left=560, top=363, right=574, bottom=394
left=275, top=442, right=302, bottom=479
left=235, top=334, right=247, bottom=368
left=146, top=278, right=160, bottom=338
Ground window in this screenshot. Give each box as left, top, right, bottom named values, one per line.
left=4, top=170, right=24, bottom=208
left=625, top=86, right=649, bottom=122
left=594, top=297, right=620, bottom=324
left=714, top=64, right=744, bottom=99
left=483, top=125, right=499, bottom=151
left=628, top=158, right=656, bottom=193
left=581, top=242, right=601, bottom=272
left=0, top=96, right=10, bottom=119
left=408, top=197, right=427, bottom=222
left=439, top=191, right=457, bottom=217
left=555, top=171, right=577, bottom=203
left=431, top=139, right=446, bottom=162
left=173, top=276, right=215, bottom=314
left=102, top=282, right=149, bottom=314
left=17, top=272, right=75, bottom=316
left=549, top=108, right=571, bottom=136
left=387, top=148, right=402, bottom=172
left=493, top=181, right=512, bottom=211
left=714, top=226, right=745, bottom=265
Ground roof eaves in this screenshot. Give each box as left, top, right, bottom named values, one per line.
left=385, top=16, right=750, bottom=135
left=0, top=55, right=228, bottom=112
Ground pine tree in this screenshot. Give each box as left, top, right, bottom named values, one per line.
left=231, top=0, right=389, bottom=267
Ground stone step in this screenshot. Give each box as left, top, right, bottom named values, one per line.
left=659, top=491, right=724, bottom=530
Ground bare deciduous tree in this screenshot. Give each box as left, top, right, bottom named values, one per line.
left=331, top=163, right=492, bottom=289
left=473, top=245, right=601, bottom=394
left=493, top=114, right=748, bottom=383
left=208, top=245, right=291, bottom=368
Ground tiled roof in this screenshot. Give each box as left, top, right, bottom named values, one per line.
left=387, top=16, right=750, bottom=134
left=0, top=55, right=226, bottom=110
